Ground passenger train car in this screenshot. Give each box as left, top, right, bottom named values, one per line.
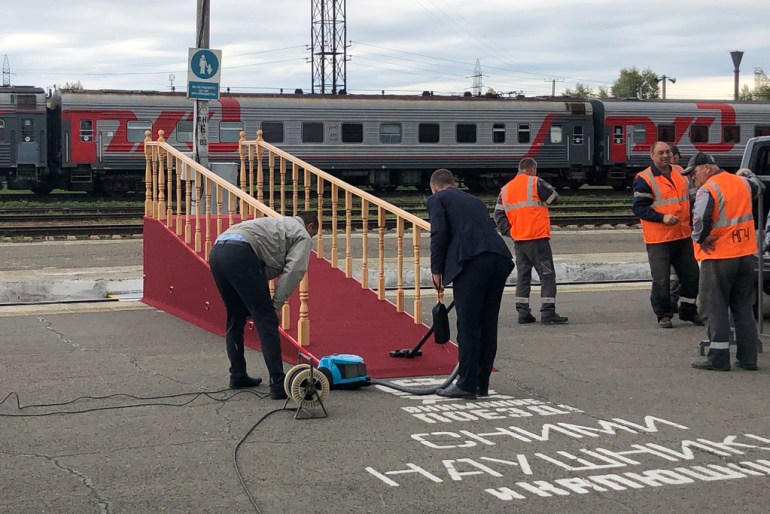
left=2, top=87, right=770, bottom=194
left=0, top=86, right=51, bottom=193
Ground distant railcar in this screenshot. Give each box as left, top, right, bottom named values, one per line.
left=7, top=88, right=770, bottom=195
left=0, top=86, right=50, bottom=193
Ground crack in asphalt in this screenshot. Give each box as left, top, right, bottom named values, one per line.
left=38, top=317, right=87, bottom=352
left=21, top=452, right=112, bottom=514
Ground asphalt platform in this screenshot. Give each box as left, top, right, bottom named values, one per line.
left=2, top=229, right=770, bottom=513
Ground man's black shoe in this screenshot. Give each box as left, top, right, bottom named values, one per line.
left=736, top=361, right=759, bottom=371
left=436, top=384, right=476, bottom=400
left=518, top=313, right=536, bottom=324
left=229, top=375, right=263, bottom=389
left=679, top=312, right=704, bottom=326
left=542, top=313, right=568, bottom=324
left=691, top=360, right=730, bottom=371
left=477, top=385, right=489, bottom=397
left=269, top=388, right=288, bottom=400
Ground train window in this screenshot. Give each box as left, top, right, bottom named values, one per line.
left=493, top=123, right=506, bottom=143
left=632, top=125, right=646, bottom=144
left=517, top=124, right=531, bottom=143
left=21, top=119, right=34, bottom=142
left=550, top=126, right=563, bottom=144
left=657, top=125, right=675, bottom=142
left=690, top=125, right=709, bottom=143
left=127, top=121, right=151, bottom=142
left=419, top=123, right=440, bottom=143
left=755, top=126, right=770, bottom=137
left=0, top=120, right=4, bottom=141
left=342, top=123, right=364, bottom=143
left=80, top=120, right=94, bottom=142
left=723, top=125, right=740, bottom=143
left=219, top=122, right=243, bottom=143
left=302, top=123, right=324, bottom=143
left=456, top=124, right=477, bottom=143
left=175, top=121, right=193, bottom=143
left=261, top=122, right=284, bottom=143
left=572, top=125, right=584, bottom=145
left=379, top=123, right=402, bottom=144
left=15, top=95, right=36, bottom=108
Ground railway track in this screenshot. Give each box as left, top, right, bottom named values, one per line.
left=0, top=192, right=638, bottom=238
left=0, top=214, right=639, bottom=238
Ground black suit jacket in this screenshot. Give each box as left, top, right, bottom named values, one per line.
left=428, top=187, right=513, bottom=286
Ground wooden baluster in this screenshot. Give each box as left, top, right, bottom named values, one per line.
left=361, top=199, right=369, bottom=289
left=249, top=138, right=256, bottom=202
left=316, top=177, right=324, bottom=259
left=184, top=160, right=192, bottom=244
left=144, top=131, right=152, bottom=216
left=298, top=274, right=310, bottom=346
left=216, top=183, right=223, bottom=237
left=166, top=149, right=173, bottom=226
left=396, top=217, right=404, bottom=313
left=279, top=157, right=286, bottom=215
left=378, top=206, right=385, bottom=300
left=413, top=224, right=422, bottom=324
left=268, top=151, right=275, bottom=209
left=292, top=162, right=299, bottom=215
left=228, top=190, right=235, bottom=227
left=175, top=156, right=182, bottom=236
left=304, top=168, right=311, bottom=211
left=345, top=190, right=352, bottom=277
left=331, top=184, right=338, bottom=268
left=256, top=132, right=264, bottom=204
left=194, top=167, right=202, bottom=253
left=151, top=137, right=159, bottom=218
left=239, top=131, right=247, bottom=216
left=156, top=130, right=166, bottom=220
left=205, top=177, right=212, bottom=260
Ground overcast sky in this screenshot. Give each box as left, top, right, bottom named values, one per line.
left=2, top=1, right=768, bottom=100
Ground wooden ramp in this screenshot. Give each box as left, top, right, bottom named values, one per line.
left=142, top=218, right=459, bottom=378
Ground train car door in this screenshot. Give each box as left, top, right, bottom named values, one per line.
left=96, top=120, right=120, bottom=165
left=609, top=124, right=627, bottom=163
left=17, top=118, right=40, bottom=167
left=568, top=124, right=589, bottom=164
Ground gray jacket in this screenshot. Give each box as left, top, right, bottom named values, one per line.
left=225, top=216, right=313, bottom=309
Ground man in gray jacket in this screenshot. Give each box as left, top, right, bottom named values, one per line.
left=209, top=212, right=318, bottom=398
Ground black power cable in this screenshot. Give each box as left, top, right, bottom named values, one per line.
left=0, top=389, right=302, bottom=513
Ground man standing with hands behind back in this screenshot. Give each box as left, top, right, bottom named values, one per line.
left=428, top=169, right=513, bottom=400
left=632, top=141, right=701, bottom=328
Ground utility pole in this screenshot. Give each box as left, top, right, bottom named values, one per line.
left=2, top=55, right=10, bottom=87
left=544, top=77, right=563, bottom=98
left=195, top=0, right=210, bottom=168
left=731, top=51, right=744, bottom=101
left=657, top=75, right=676, bottom=100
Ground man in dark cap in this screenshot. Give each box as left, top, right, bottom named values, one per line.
left=688, top=153, right=764, bottom=371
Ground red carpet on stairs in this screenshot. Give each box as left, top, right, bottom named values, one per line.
left=142, top=217, right=459, bottom=379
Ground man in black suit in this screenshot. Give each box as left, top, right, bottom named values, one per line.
left=428, top=169, right=514, bottom=399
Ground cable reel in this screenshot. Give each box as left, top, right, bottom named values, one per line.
left=283, top=363, right=330, bottom=409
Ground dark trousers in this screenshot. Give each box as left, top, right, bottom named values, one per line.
left=645, top=238, right=699, bottom=320
left=452, top=252, right=513, bottom=393
left=700, top=256, right=758, bottom=368
left=514, top=238, right=558, bottom=314
left=209, top=241, right=286, bottom=388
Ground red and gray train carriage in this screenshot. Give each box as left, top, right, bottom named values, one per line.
left=48, top=89, right=595, bottom=194
left=13, top=88, right=770, bottom=195
left=0, top=86, right=51, bottom=193
left=591, top=99, right=770, bottom=190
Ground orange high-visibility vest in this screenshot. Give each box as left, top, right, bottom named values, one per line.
left=500, top=174, right=550, bottom=241
left=694, top=172, right=756, bottom=261
left=636, top=167, right=691, bottom=244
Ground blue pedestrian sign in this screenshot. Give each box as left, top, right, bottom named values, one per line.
left=187, top=48, right=222, bottom=100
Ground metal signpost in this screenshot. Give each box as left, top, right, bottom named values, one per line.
left=187, top=47, right=221, bottom=169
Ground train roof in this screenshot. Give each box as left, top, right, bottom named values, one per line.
left=0, top=85, right=45, bottom=93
